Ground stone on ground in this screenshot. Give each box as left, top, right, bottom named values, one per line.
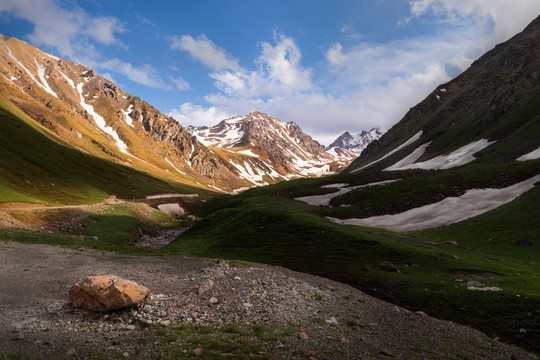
left=69, top=275, right=150, bottom=312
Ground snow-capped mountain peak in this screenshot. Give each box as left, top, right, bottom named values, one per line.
left=188, top=111, right=358, bottom=187
left=327, top=128, right=385, bottom=155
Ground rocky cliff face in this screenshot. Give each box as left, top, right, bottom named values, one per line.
left=0, top=35, right=266, bottom=192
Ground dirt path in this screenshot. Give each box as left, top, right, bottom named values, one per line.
left=0, top=241, right=536, bottom=359
left=0, top=196, right=123, bottom=211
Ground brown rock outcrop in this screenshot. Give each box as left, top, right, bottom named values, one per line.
left=69, top=275, right=150, bottom=312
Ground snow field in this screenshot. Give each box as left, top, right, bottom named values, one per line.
left=295, top=180, right=399, bottom=206
left=385, top=139, right=496, bottom=171
left=329, top=174, right=540, bottom=232
left=77, top=82, right=129, bottom=155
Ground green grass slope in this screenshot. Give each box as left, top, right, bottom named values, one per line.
left=166, top=159, right=540, bottom=352
left=0, top=95, right=202, bottom=205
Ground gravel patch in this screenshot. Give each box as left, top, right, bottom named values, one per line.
left=0, top=241, right=536, bottom=359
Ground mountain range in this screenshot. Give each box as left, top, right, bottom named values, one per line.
left=0, top=34, right=366, bottom=201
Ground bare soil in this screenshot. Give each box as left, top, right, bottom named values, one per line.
left=0, top=241, right=537, bottom=359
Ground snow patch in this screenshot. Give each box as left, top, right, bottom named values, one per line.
left=165, top=158, right=185, bottom=175
left=33, top=58, right=57, bottom=98
left=231, top=187, right=251, bottom=195
left=386, top=139, right=495, bottom=171
left=517, top=146, right=540, bottom=161
left=77, top=82, right=129, bottom=155
left=353, top=130, right=423, bottom=172
left=58, top=70, right=75, bottom=88
left=237, top=149, right=259, bottom=158
left=384, top=142, right=431, bottom=171
left=10, top=75, right=17, bottom=81
left=44, top=52, right=60, bottom=61
left=322, top=183, right=349, bottom=189
left=6, top=46, right=58, bottom=97
left=121, top=105, right=134, bottom=127
left=329, top=174, right=540, bottom=232
left=295, top=180, right=399, bottom=206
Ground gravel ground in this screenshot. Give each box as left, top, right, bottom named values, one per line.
left=0, top=241, right=537, bottom=360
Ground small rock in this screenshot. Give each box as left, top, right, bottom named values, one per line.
left=122, top=352, right=129, bottom=358
left=66, top=348, right=76, bottom=356
left=209, top=297, right=218, bottom=305
left=125, top=325, right=136, bottom=331
left=298, top=331, right=309, bottom=340
left=414, top=311, right=428, bottom=317
left=191, top=312, right=198, bottom=319
left=234, top=276, right=241, bottom=280
left=341, top=336, right=349, bottom=344
left=326, top=285, right=335, bottom=291
left=380, top=348, right=393, bottom=356
left=191, top=347, right=204, bottom=356
left=378, top=261, right=400, bottom=273
left=360, top=266, right=370, bottom=272
left=161, top=320, right=171, bottom=326
left=13, top=332, right=24, bottom=340
left=198, top=279, right=214, bottom=295
left=444, top=240, right=458, bottom=246
left=325, top=317, right=338, bottom=325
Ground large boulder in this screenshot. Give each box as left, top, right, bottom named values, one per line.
left=69, top=275, right=150, bottom=312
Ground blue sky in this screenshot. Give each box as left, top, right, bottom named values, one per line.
left=1, top=1, right=539, bottom=145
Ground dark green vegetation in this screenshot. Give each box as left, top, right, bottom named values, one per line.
left=0, top=96, right=205, bottom=205
left=165, top=156, right=540, bottom=353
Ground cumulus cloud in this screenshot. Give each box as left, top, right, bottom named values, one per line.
left=408, top=0, right=540, bottom=42
left=325, top=42, right=349, bottom=67
left=170, top=31, right=456, bottom=145
left=99, top=59, right=170, bottom=90
left=168, top=103, right=233, bottom=128
left=171, top=76, right=191, bottom=91
left=0, top=0, right=125, bottom=59
left=169, top=34, right=239, bottom=71
left=257, top=33, right=312, bottom=91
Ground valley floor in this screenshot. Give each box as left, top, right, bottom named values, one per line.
left=0, top=241, right=536, bottom=360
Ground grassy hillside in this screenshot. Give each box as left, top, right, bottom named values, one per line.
left=347, top=84, right=540, bottom=172
left=0, top=95, right=204, bottom=205
left=165, top=160, right=540, bottom=352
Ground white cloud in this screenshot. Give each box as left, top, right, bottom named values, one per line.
left=170, top=34, right=239, bottom=71
left=171, top=76, right=191, bottom=91
left=325, top=42, right=348, bottom=67
left=100, top=59, right=170, bottom=90
left=169, top=32, right=455, bottom=145
left=168, top=103, right=233, bottom=128
left=0, top=0, right=125, bottom=59
left=409, top=0, right=540, bottom=42
left=257, top=33, right=312, bottom=91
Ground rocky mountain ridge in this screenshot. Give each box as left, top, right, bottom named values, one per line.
left=189, top=111, right=357, bottom=188
left=327, top=128, right=385, bottom=155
